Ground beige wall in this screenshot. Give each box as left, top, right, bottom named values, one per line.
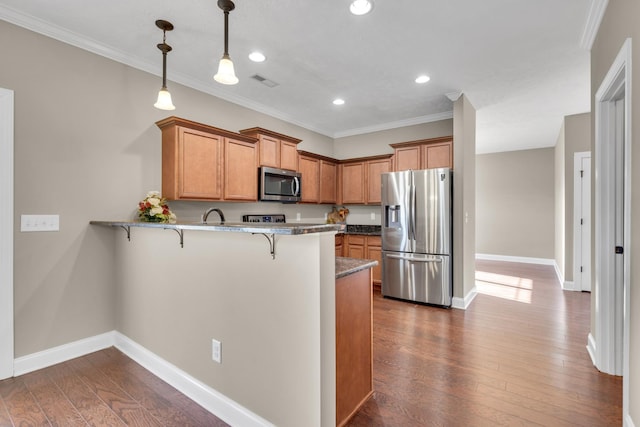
left=333, top=120, right=453, bottom=159
left=592, top=0, right=639, bottom=421
left=115, top=228, right=336, bottom=426
left=453, top=95, right=476, bottom=300
left=0, top=19, right=335, bottom=357
left=476, top=148, right=555, bottom=259
left=554, top=121, right=566, bottom=279
left=554, top=113, right=591, bottom=284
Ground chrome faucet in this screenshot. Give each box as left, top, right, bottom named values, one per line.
left=202, top=207, right=225, bottom=223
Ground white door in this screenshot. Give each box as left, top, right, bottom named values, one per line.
left=574, top=152, right=591, bottom=292
left=0, top=88, right=14, bottom=380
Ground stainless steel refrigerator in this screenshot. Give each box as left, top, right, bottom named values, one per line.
left=381, top=168, right=452, bottom=307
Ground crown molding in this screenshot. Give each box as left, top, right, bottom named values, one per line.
left=580, top=0, right=609, bottom=51
left=0, top=5, right=452, bottom=140
left=333, top=110, right=454, bottom=139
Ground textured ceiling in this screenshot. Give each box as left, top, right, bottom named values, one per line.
left=0, top=0, right=596, bottom=153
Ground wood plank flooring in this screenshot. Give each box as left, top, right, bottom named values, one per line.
left=0, top=260, right=622, bottom=426
left=347, top=260, right=622, bottom=426
left=0, top=347, right=228, bottom=426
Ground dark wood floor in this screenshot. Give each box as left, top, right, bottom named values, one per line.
left=0, top=260, right=622, bottom=426
left=0, top=347, right=228, bottom=426
left=347, top=260, right=622, bottom=426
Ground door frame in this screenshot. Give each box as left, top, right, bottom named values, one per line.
left=573, top=151, right=591, bottom=292
left=0, top=88, right=14, bottom=380
left=592, top=37, right=631, bottom=418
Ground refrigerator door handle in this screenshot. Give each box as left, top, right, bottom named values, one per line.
left=386, top=254, right=443, bottom=263
left=409, top=174, right=416, bottom=245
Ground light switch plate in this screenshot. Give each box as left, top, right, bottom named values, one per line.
left=21, top=214, right=60, bottom=232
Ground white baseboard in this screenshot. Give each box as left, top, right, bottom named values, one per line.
left=562, top=281, right=577, bottom=291
left=13, top=331, right=115, bottom=376
left=452, top=285, right=477, bottom=310
left=625, top=413, right=636, bottom=427
left=113, top=332, right=273, bottom=427
left=13, top=331, right=272, bottom=427
left=587, top=332, right=597, bottom=367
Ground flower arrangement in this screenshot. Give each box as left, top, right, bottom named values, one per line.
left=137, top=191, right=176, bottom=223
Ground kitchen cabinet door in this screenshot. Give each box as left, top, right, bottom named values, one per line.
left=366, top=236, right=382, bottom=286
left=341, top=162, right=366, bottom=204
left=423, top=141, right=453, bottom=169
left=366, top=159, right=391, bottom=204
left=393, top=146, right=421, bottom=171
left=280, top=140, right=299, bottom=171
left=346, top=235, right=366, bottom=259
left=258, top=135, right=280, bottom=168
left=224, top=138, right=258, bottom=201
left=299, top=155, right=320, bottom=203
left=319, top=160, right=337, bottom=204
left=335, top=234, right=344, bottom=257
left=164, top=126, right=223, bottom=200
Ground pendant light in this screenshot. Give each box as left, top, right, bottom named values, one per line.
left=154, top=19, right=176, bottom=110
left=213, top=0, right=239, bottom=85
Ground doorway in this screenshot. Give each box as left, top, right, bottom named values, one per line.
left=591, top=38, right=630, bottom=418
left=0, top=88, right=14, bottom=380
left=573, top=152, right=591, bottom=292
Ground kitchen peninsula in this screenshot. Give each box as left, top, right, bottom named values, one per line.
left=91, top=220, right=375, bottom=427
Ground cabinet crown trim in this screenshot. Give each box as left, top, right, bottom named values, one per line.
left=389, top=135, right=453, bottom=149
left=297, top=150, right=339, bottom=163
left=238, top=127, right=302, bottom=144
left=338, top=153, right=393, bottom=164
left=156, top=116, right=258, bottom=144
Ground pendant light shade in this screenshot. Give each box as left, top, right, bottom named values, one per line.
left=213, top=0, right=239, bottom=85
left=154, top=19, right=176, bottom=110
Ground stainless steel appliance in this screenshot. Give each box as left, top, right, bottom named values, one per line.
left=381, top=168, right=452, bottom=307
left=259, top=166, right=301, bottom=203
left=242, top=214, right=286, bottom=223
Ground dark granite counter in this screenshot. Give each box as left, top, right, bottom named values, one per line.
left=90, top=220, right=344, bottom=235
left=343, top=224, right=381, bottom=236
left=335, top=257, right=378, bottom=279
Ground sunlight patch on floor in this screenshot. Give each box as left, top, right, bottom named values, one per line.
left=475, top=271, right=533, bottom=304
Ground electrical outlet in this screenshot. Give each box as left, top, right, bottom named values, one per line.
left=212, top=339, right=221, bottom=363
left=370, top=212, right=376, bottom=220
left=21, top=214, right=60, bottom=232
left=296, top=212, right=301, bottom=221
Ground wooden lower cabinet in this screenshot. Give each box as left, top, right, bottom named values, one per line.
left=343, top=235, right=382, bottom=287
left=335, top=234, right=344, bottom=257
left=365, top=236, right=382, bottom=288
left=336, top=268, right=373, bottom=426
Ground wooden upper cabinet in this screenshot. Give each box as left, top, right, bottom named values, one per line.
left=298, top=154, right=320, bottom=203
left=391, top=137, right=453, bottom=171
left=341, top=162, right=366, bottom=204
left=157, top=116, right=258, bottom=202
left=319, top=160, right=337, bottom=204
left=393, top=145, right=421, bottom=172
left=224, top=137, right=258, bottom=201
left=239, top=127, right=301, bottom=171
left=340, top=155, right=393, bottom=205
left=298, top=151, right=338, bottom=204
left=366, top=158, right=392, bottom=205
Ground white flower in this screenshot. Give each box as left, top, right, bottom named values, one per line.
left=147, top=190, right=161, bottom=198
left=147, top=197, right=161, bottom=206
left=150, top=206, right=164, bottom=215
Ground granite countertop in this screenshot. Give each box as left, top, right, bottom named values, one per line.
left=90, top=220, right=344, bottom=235
left=341, top=224, right=381, bottom=236
left=335, top=257, right=378, bottom=279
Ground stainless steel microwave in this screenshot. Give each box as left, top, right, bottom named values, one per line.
left=259, top=166, right=301, bottom=202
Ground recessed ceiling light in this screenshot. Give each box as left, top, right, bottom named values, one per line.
left=350, top=0, right=373, bottom=15
left=333, top=98, right=345, bottom=105
left=415, top=75, right=431, bottom=84
left=249, top=51, right=266, bottom=62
